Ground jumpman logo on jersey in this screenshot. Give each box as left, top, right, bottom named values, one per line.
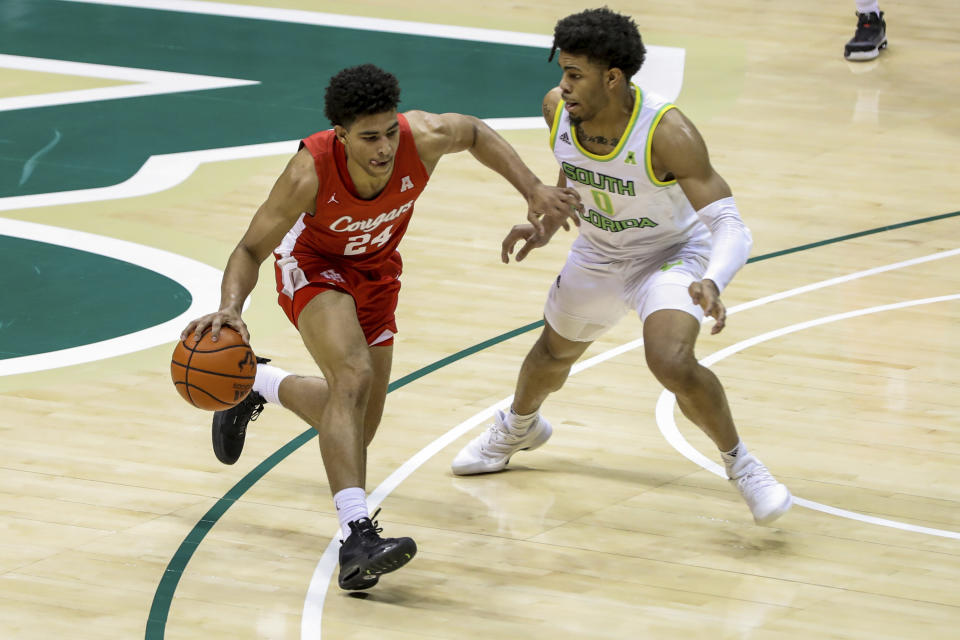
left=400, top=176, right=415, bottom=192
left=328, top=193, right=340, bottom=204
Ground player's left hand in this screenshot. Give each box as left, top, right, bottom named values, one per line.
left=688, top=279, right=727, bottom=334
left=501, top=223, right=544, bottom=263
left=526, top=183, right=582, bottom=236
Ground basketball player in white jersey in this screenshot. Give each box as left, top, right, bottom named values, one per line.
left=452, top=8, right=793, bottom=525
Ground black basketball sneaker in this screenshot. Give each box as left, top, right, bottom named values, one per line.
left=844, top=11, right=887, bottom=61
left=211, top=356, right=269, bottom=464
left=338, top=510, right=417, bottom=590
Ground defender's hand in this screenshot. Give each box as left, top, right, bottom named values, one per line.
left=501, top=223, right=549, bottom=263
left=526, top=183, right=582, bottom=235
left=688, top=279, right=727, bottom=334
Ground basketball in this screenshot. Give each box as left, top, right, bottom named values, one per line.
left=170, top=327, right=257, bottom=411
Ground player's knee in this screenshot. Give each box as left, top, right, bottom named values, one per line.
left=326, top=359, right=374, bottom=403
left=645, top=344, right=698, bottom=391
left=535, top=332, right=582, bottom=366
left=534, top=341, right=570, bottom=368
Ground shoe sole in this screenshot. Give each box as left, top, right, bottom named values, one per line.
left=845, top=39, right=887, bottom=61
left=339, top=574, right=380, bottom=591
left=338, top=538, right=418, bottom=590
left=452, top=420, right=554, bottom=476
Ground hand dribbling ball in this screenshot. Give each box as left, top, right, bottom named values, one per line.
left=171, top=327, right=256, bottom=410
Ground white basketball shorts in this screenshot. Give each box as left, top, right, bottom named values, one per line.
left=543, top=241, right=710, bottom=342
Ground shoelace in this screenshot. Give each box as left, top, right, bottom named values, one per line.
left=358, top=508, right=385, bottom=542
left=855, top=13, right=881, bottom=39
left=235, top=396, right=265, bottom=438
left=734, top=464, right=779, bottom=495
left=479, top=419, right=528, bottom=455
left=339, top=508, right=385, bottom=544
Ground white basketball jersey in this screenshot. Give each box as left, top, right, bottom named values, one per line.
left=550, top=85, right=709, bottom=262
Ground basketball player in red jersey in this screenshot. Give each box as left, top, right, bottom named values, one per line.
left=181, top=64, right=582, bottom=590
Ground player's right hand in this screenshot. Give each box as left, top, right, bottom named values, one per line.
left=525, top=183, right=582, bottom=236
left=688, top=279, right=726, bottom=334
left=180, top=309, right=250, bottom=344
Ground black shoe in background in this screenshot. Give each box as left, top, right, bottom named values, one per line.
left=845, top=11, right=887, bottom=61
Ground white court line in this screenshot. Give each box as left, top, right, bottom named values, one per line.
left=0, top=54, right=258, bottom=112
left=302, top=402, right=515, bottom=634
left=4, top=3, right=680, bottom=212
left=64, top=0, right=570, bottom=45
left=301, top=247, right=960, bottom=639
left=63, top=0, right=685, bottom=103
left=0, top=140, right=298, bottom=212
left=0, top=112, right=576, bottom=212
left=0, top=218, right=226, bottom=375
left=656, top=295, right=960, bottom=541
left=0, top=114, right=575, bottom=214
left=0, top=141, right=293, bottom=373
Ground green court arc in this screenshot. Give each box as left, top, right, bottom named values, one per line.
left=145, top=209, right=960, bottom=638
left=0, top=235, right=191, bottom=359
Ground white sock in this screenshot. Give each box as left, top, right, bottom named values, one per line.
left=721, top=440, right=749, bottom=478
left=333, top=487, right=368, bottom=539
left=253, top=363, right=290, bottom=406
left=855, top=0, right=880, bottom=15
left=506, top=408, right=538, bottom=434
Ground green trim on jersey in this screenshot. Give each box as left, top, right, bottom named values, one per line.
left=571, top=85, right=643, bottom=162
left=550, top=99, right=565, bottom=150
left=645, top=103, right=679, bottom=186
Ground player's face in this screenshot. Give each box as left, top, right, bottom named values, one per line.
left=556, top=52, right=610, bottom=125
left=338, top=110, right=400, bottom=177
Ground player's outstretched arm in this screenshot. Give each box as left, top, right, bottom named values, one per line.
left=405, top=110, right=582, bottom=235
left=181, top=149, right=318, bottom=343
left=652, top=109, right=753, bottom=334
left=501, top=168, right=572, bottom=263
left=500, top=87, right=587, bottom=265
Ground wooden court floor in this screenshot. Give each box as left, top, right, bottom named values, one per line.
left=1, top=1, right=958, bottom=638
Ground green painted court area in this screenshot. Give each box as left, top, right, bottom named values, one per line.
left=0, top=0, right=560, bottom=361
left=0, top=236, right=191, bottom=359
left=0, top=0, right=555, bottom=197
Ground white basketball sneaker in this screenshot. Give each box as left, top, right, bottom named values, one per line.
left=727, top=453, right=793, bottom=525
left=451, top=409, right=553, bottom=475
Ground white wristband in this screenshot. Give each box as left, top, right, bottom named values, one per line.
left=695, top=196, right=753, bottom=292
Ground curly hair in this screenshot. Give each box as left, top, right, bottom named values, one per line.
left=324, top=64, right=401, bottom=127
left=549, top=8, right=646, bottom=79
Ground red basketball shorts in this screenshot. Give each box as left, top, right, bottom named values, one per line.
left=274, top=251, right=402, bottom=346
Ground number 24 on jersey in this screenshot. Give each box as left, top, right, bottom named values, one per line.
left=344, top=225, right=394, bottom=255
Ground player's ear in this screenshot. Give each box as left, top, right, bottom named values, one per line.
left=334, top=124, right=348, bottom=143
left=606, top=67, right=624, bottom=90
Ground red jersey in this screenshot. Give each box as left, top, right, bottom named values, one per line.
left=281, top=113, right=430, bottom=271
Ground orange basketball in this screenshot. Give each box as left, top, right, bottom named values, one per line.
left=170, top=327, right=256, bottom=411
